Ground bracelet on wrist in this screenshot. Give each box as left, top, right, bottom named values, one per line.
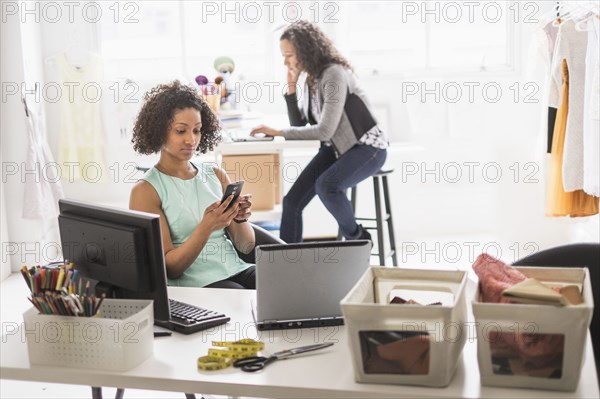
left=233, top=218, right=248, bottom=224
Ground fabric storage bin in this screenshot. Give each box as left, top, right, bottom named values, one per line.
left=340, top=266, right=467, bottom=387
left=472, top=267, right=593, bottom=391
left=23, top=299, right=154, bottom=371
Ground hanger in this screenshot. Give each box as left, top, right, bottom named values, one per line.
left=552, top=1, right=565, bottom=26
left=572, top=1, right=600, bottom=29
left=21, top=83, right=39, bottom=117
left=553, top=0, right=600, bottom=26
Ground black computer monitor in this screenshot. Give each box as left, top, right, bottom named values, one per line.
left=58, top=198, right=171, bottom=323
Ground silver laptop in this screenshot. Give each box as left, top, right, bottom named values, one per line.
left=228, top=128, right=274, bottom=142
left=254, top=240, right=371, bottom=330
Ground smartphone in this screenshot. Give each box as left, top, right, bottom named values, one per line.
left=221, top=181, right=244, bottom=210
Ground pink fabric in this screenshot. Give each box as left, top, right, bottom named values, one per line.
left=472, top=253, right=527, bottom=303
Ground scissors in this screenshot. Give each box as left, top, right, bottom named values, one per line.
left=233, top=342, right=334, bottom=372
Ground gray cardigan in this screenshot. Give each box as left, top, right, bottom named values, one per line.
left=282, top=64, right=380, bottom=156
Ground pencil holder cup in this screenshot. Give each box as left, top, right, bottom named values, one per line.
left=200, top=83, right=221, bottom=114
left=23, top=299, right=154, bottom=371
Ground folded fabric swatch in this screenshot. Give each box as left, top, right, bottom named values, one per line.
left=501, top=278, right=567, bottom=306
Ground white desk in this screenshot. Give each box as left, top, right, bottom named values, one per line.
left=218, top=111, right=321, bottom=155
left=1, top=275, right=598, bottom=399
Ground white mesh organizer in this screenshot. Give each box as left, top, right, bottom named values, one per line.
left=23, top=299, right=154, bottom=371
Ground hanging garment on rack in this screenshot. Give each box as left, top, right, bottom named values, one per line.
left=547, top=108, right=558, bottom=153
left=23, top=103, right=64, bottom=219
left=546, top=60, right=599, bottom=217
left=583, top=17, right=599, bottom=197
left=56, top=52, right=106, bottom=181
left=542, top=21, right=560, bottom=153
left=549, top=20, right=588, bottom=192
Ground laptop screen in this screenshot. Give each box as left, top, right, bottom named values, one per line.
left=255, top=240, right=371, bottom=329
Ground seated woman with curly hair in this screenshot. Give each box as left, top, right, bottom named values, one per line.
left=130, top=80, right=256, bottom=289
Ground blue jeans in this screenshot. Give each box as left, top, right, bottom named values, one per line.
left=280, top=144, right=387, bottom=243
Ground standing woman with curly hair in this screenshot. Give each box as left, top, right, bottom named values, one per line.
left=130, top=80, right=256, bottom=289
left=251, top=20, right=388, bottom=243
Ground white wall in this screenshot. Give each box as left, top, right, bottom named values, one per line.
left=1, top=4, right=58, bottom=277
left=0, top=181, right=10, bottom=280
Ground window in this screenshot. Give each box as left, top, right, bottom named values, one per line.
left=180, top=2, right=275, bottom=82
left=99, top=1, right=183, bottom=81
left=99, top=1, right=515, bottom=81
left=335, top=1, right=512, bottom=75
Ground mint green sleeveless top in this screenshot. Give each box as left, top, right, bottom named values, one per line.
left=142, top=162, right=250, bottom=287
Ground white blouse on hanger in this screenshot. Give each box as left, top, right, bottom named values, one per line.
left=23, top=103, right=64, bottom=219
left=549, top=20, right=588, bottom=193
left=583, top=17, right=599, bottom=197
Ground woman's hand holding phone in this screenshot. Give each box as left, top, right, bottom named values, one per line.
left=200, top=195, right=240, bottom=231
left=234, top=194, right=252, bottom=223
left=287, top=67, right=299, bottom=93
left=199, top=181, right=251, bottom=231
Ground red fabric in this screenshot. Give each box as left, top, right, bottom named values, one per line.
left=472, top=253, right=527, bottom=303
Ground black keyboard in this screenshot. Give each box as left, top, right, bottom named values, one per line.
left=167, top=299, right=230, bottom=334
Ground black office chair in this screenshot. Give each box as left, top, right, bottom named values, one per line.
left=226, top=222, right=285, bottom=264
left=512, top=243, right=600, bottom=382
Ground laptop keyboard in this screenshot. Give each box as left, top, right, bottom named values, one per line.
left=227, top=129, right=273, bottom=142
left=168, top=299, right=230, bottom=334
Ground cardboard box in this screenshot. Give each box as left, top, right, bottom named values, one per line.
left=221, top=154, right=280, bottom=211
left=472, top=267, right=593, bottom=391
left=340, top=267, right=467, bottom=387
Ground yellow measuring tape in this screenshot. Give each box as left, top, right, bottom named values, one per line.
left=196, top=356, right=233, bottom=371
left=197, top=339, right=265, bottom=371
left=212, top=338, right=265, bottom=352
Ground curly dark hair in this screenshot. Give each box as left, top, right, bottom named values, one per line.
left=131, top=80, right=221, bottom=155
left=280, top=20, right=352, bottom=91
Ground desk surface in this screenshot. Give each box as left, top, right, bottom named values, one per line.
left=1, top=275, right=598, bottom=398
left=216, top=112, right=425, bottom=155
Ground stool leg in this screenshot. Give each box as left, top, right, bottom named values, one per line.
left=373, top=177, right=386, bottom=266
left=351, top=185, right=357, bottom=216
left=382, top=175, right=398, bottom=266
